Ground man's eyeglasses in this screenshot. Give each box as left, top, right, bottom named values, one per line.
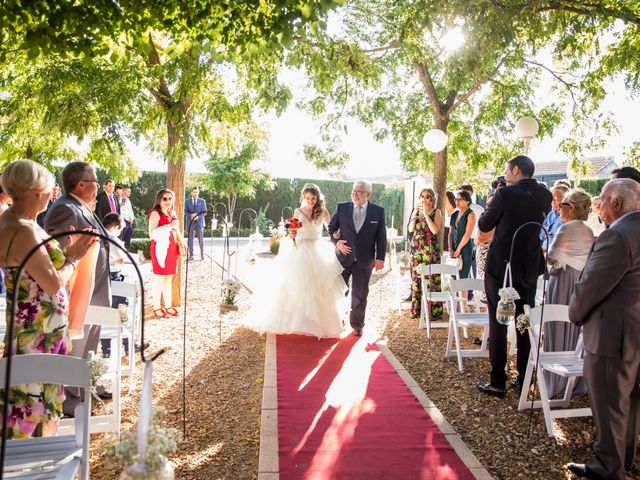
left=352, top=190, right=368, bottom=195
left=79, top=179, right=99, bottom=186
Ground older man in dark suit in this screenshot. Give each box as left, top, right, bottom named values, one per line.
left=477, top=155, right=553, bottom=397
left=328, top=180, right=386, bottom=336
left=567, top=179, right=640, bottom=480
left=45, top=161, right=113, bottom=409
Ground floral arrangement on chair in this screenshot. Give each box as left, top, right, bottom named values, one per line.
left=88, top=355, right=109, bottom=403
left=104, top=407, right=180, bottom=480
left=515, top=313, right=530, bottom=334
left=496, top=287, right=520, bottom=325
left=220, top=278, right=242, bottom=313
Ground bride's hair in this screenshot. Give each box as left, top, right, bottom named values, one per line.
left=300, top=183, right=326, bottom=220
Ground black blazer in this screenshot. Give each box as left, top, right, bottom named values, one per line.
left=478, top=179, right=552, bottom=289
left=328, top=201, right=387, bottom=270
left=95, top=191, right=120, bottom=225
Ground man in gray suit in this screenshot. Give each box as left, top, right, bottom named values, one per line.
left=567, top=178, right=640, bottom=480
left=45, top=162, right=113, bottom=409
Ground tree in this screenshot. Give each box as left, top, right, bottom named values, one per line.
left=203, top=141, right=274, bottom=228
left=291, top=0, right=625, bottom=243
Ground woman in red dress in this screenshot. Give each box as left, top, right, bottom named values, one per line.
left=149, top=188, right=187, bottom=318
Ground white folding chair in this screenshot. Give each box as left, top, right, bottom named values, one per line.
left=535, top=275, right=546, bottom=306
left=59, top=306, right=122, bottom=439
left=446, top=278, right=490, bottom=372
left=111, top=280, right=139, bottom=390
left=0, top=354, right=91, bottom=479
left=419, top=264, right=458, bottom=338
left=517, top=304, right=591, bottom=436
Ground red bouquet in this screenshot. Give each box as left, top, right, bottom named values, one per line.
left=285, top=217, right=303, bottom=246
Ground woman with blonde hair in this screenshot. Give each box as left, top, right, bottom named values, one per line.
left=408, top=188, right=443, bottom=318
left=148, top=188, right=187, bottom=318
left=0, top=159, right=96, bottom=438
left=545, top=187, right=594, bottom=396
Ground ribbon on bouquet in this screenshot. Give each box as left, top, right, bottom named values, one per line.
left=129, top=360, right=154, bottom=474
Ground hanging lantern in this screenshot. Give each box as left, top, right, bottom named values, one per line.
left=422, top=129, right=448, bottom=153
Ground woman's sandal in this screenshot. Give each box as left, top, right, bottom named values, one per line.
left=153, top=308, right=169, bottom=319
left=164, top=307, right=180, bottom=317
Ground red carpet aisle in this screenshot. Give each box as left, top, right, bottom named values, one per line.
left=276, top=334, right=475, bottom=480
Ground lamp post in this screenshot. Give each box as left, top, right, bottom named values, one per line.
left=515, top=116, right=539, bottom=155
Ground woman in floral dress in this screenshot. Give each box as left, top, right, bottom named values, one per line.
left=0, top=160, right=95, bottom=438
left=409, top=188, right=443, bottom=319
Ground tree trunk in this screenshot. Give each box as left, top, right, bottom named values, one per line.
left=166, top=118, right=186, bottom=307
left=432, top=117, right=449, bottom=247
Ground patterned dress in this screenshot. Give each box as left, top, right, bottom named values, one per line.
left=410, top=210, right=443, bottom=319
left=1, top=239, right=70, bottom=438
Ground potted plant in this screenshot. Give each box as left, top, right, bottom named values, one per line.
left=219, top=278, right=242, bottom=314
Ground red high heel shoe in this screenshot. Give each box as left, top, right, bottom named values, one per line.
left=153, top=308, right=169, bottom=319
left=164, top=307, right=180, bottom=317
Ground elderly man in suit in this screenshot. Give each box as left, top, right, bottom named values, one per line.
left=477, top=155, right=553, bottom=397
left=328, top=180, right=386, bottom=336
left=566, top=179, right=640, bottom=480
left=95, top=178, right=120, bottom=223
left=45, top=161, right=113, bottom=409
left=185, top=186, right=207, bottom=260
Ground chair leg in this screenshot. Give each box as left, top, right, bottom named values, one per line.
left=480, top=325, right=489, bottom=351
left=536, top=369, right=555, bottom=436
left=445, top=319, right=454, bottom=358
left=419, top=296, right=426, bottom=329
left=518, top=361, right=535, bottom=411
left=561, top=376, right=578, bottom=408
left=453, top=322, right=464, bottom=372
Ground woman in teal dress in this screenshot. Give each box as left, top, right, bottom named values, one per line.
left=409, top=188, right=443, bottom=318
left=0, top=160, right=95, bottom=438
left=449, top=190, right=476, bottom=279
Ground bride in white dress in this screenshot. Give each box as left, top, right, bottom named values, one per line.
left=242, top=183, right=347, bottom=338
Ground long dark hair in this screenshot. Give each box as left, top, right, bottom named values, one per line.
left=152, top=188, right=175, bottom=215
left=300, top=183, right=326, bottom=221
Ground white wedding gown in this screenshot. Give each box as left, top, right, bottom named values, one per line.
left=242, top=210, right=348, bottom=338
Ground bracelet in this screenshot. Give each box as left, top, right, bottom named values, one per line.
left=65, top=259, right=77, bottom=271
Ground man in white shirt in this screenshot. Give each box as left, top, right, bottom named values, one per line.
left=120, top=186, right=135, bottom=251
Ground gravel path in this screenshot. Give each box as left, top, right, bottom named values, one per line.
left=87, top=252, right=639, bottom=479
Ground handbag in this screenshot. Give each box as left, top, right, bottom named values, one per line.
left=456, top=256, right=464, bottom=271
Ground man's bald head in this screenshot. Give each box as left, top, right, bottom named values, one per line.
left=599, top=178, right=640, bottom=225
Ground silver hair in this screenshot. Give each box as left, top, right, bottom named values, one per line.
left=604, top=178, right=640, bottom=211
left=352, top=180, right=372, bottom=193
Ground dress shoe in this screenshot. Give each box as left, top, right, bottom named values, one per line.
left=477, top=381, right=506, bottom=398
left=566, top=463, right=606, bottom=479
left=510, top=377, right=523, bottom=395
left=353, top=327, right=362, bottom=337
left=134, top=342, right=150, bottom=353
left=201, top=255, right=205, bottom=260
left=189, top=256, right=195, bottom=261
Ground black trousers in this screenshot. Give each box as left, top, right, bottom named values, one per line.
left=484, top=273, right=534, bottom=388
left=341, top=260, right=374, bottom=330
left=120, top=221, right=134, bottom=251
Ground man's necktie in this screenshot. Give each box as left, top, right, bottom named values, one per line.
left=355, top=206, right=365, bottom=232
left=108, top=195, right=116, bottom=212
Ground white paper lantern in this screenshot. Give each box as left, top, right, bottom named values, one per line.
left=422, top=129, right=448, bottom=153
left=515, top=116, right=539, bottom=139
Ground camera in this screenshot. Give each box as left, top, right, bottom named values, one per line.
left=491, top=176, right=506, bottom=190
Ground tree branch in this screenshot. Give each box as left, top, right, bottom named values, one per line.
left=524, top=58, right=580, bottom=112
left=447, top=56, right=508, bottom=115
left=412, top=59, right=444, bottom=118
left=146, top=33, right=175, bottom=110
left=491, top=0, right=640, bottom=25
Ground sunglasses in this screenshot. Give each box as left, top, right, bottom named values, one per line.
left=559, top=202, right=571, bottom=207
left=421, top=195, right=432, bottom=200
left=161, top=196, right=173, bottom=201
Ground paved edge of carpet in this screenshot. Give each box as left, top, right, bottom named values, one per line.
left=257, top=333, right=494, bottom=480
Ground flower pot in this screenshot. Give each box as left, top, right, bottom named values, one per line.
left=219, top=303, right=239, bottom=314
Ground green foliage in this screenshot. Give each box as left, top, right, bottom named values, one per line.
left=130, top=240, right=151, bottom=260
left=251, top=204, right=276, bottom=236
left=377, top=186, right=405, bottom=234
left=269, top=238, right=280, bottom=255
left=575, top=178, right=608, bottom=197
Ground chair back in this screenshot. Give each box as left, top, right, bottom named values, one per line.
left=420, top=263, right=458, bottom=278
left=0, top=354, right=91, bottom=478
left=524, top=304, right=580, bottom=357
left=449, top=277, right=484, bottom=295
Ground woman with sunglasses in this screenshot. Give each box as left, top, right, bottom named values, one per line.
left=408, top=188, right=443, bottom=319
left=149, top=188, right=187, bottom=318
left=449, top=190, right=476, bottom=280
left=544, top=188, right=594, bottom=397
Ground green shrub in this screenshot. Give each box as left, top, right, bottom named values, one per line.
left=132, top=228, right=148, bottom=239
left=130, top=239, right=151, bottom=260
left=575, top=178, right=608, bottom=197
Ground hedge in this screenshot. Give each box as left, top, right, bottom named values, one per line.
left=129, top=239, right=151, bottom=260
left=575, top=178, right=608, bottom=197
left=118, top=172, right=406, bottom=235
